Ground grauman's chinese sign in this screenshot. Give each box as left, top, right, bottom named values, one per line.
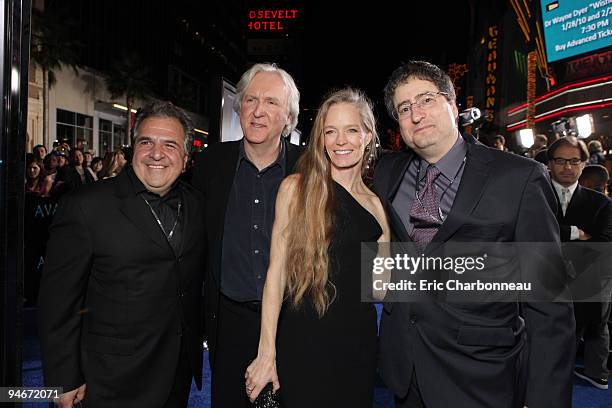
left=248, top=9, right=300, bottom=31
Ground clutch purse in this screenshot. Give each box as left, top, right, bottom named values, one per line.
left=252, top=383, right=281, bottom=408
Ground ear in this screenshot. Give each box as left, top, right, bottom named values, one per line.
left=364, top=131, right=373, bottom=147
left=450, top=100, right=459, bottom=121
left=182, top=153, right=189, bottom=172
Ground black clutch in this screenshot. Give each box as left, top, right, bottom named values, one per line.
left=253, top=383, right=281, bottom=408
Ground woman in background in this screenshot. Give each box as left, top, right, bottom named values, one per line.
left=25, top=157, right=50, bottom=195
left=98, top=149, right=126, bottom=179
left=245, top=88, right=390, bottom=407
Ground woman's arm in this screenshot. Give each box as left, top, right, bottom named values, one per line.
left=245, top=175, right=298, bottom=402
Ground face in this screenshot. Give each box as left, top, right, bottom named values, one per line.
left=57, top=155, right=67, bottom=167
left=93, top=160, right=103, bottom=172
left=47, top=156, right=58, bottom=170
left=493, top=139, right=504, bottom=150
left=393, top=78, right=458, bottom=161
left=116, top=152, right=127, bottom=168
left=239, top=71, right=291, bottom=148
left=132, top=116, right=188, bottom=196
left=27, top=163, right=41, bottom=179
left=73, top=150, right=84, bottom=166
left=34, top=146, right=46, bottom=158
left=548, top=144, right=585, bottom=187
left=84, top=152, right=93, bottom=166
left=323, top=103, right=372, bottom=172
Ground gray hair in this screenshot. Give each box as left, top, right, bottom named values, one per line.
left=133, top=101, right=194, bottom=155
left=384, top=60, right=456, bottom=121
left=233, top=63, right=300, bottom=137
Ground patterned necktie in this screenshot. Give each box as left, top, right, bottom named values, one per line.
left=560, top=187, right=570, bottom=216
left=410, top=165, right=442, bottom=252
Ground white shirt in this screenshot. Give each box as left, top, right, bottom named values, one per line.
left=551, top=179, right=580, bottom=240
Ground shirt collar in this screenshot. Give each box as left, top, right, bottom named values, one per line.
left=237, top=137, right=287, bottom=173
left=418, top=133, right=466, bottom=181
left=551, top=179, right=578, bottom=198
left=127, top=165, right=181, bottom=201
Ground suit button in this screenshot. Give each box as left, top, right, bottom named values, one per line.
left=212, top=314, right=217, bottom=320
left=178, top=292, right=184, bottom=297
left=178, top=257, right=184, bottom=263
left=410, top=315, right=417, bottom=324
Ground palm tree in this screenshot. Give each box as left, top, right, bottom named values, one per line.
left=30, top=3, right=82, bottom=147
left=105, top=55, right=153, bottom=141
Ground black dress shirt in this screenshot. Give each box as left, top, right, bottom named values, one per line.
left=221, top=139, right=287, bottom=302
left=127, top=166, right=183, bottom=254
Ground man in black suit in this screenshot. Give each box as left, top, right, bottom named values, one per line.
left=39, top=102, right=205, bottom=408
left=547, top=136, right=612, bottom=390
left=374, top=61, right=575, bottom=407
left=191, top=63, right=303, bottom=407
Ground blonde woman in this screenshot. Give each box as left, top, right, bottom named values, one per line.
left=245, top=88, right=390, bottom=407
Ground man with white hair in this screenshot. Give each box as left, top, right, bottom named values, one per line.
left=191, top=63, right=303, bottom=407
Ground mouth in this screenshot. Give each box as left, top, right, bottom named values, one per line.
left=251, top=122, right=266, bottom=129
left=146, top=164, right=167, bottom=170
left=333, top=149, right=353, bottom=155
left=414, top=124, right=434, bottom=133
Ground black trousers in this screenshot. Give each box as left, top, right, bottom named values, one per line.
left=163, top=337, right=193, bottom=408
left=211, top=294, right=261, bottom=408
left=395, top=370, right=427, bottom=408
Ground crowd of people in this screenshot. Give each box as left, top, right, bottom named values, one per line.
left=25, top=143, right=128, bottom=198
left=28, top=60, right=612, bottom=408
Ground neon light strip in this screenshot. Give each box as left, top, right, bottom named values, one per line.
left=508, top=76, right=612, bottom=115
left=506, top=101, right=612, bottom=131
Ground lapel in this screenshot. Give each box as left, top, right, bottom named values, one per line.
left=116, top=169, right=173, bottom=254
left=564, top=184, right=582, bottom=218
left=177, top=181, right=197, bottom=256
left=213, top=141, right=240, bottom=238
left=385, top=151, right=415, bottom=242
left=429, top=138, right=493, bottom=246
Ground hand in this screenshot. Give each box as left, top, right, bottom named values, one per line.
left=55, top=383, right=86, bottom=408
left=245, top=354, right=280, bottom=402
left=578, top=229, right=591, bottom=241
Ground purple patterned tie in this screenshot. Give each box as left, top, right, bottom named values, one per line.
left=410, top=165, right=442, bottom=252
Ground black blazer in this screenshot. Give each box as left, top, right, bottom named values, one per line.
left=554, top=184, right=612, bottom=243
left=373, top=135, right=575, bottom=408
left=39, top=167, right=205, bottom=408
left=190, top=139, right=303, bottom=368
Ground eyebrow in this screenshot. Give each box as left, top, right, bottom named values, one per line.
left=396, top=91, right=439, bottom=108
left=135, top=135, right=180, bottom=146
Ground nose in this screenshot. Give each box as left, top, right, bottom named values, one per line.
left=150, top=142, right=165, bottom=160
left=253, top=100, right=265, bottom=117
left=410, top=106, right=425, bottom=123
left=336, top=131, right=348, bottom=145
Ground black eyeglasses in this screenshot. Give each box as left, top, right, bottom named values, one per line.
left=551, top=157, right=583, bottom=166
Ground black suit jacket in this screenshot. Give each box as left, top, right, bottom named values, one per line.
left=373, top=136, right=575, bottom=408
left=555, top=184, right=612, bottom=243
left=39, top=167, right=205, bottom=408
left=190, top=139, right=303, bottom=368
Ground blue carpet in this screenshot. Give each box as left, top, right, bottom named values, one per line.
left=22, top=306, right=611, bottom=407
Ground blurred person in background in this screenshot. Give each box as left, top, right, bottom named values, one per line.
left=580, top=164, right=609, bottom=195
left=33, top=144, right=47, bottom=162
left=87, top=156, right=103, bottom=182
left=98, top=149, right=127, bottom=179
left=587, top=140, right=606, bottom=166
left=527, top=134, right=548, bottom=158
left=25, top=156, right=50, bottom=196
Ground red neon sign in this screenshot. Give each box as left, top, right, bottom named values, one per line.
left=248, top=9, right=300, bottom=31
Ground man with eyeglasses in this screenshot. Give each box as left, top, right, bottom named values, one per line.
left=373, top=60, right=574, bottom=408
left=547, top=136, right=612, bottom=390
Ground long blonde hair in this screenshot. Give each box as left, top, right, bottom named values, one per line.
left=285, top=87, right=378, bottom=316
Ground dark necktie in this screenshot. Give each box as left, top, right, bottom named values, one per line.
left=410, top=165, right=442, bottom=252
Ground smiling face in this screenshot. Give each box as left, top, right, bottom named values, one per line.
left=132, top=116, right=188, bottom=196
left=239, top=71, right=291, bottom=149
left=323, top=103, right=372, bottom=173
left=27, top=162, right=41, bottom=179
left=393, top=77, right=458, bottom=162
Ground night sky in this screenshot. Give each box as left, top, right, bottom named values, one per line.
left=298, top=1, right=471, bottom=109
left=243, top=0, right=474, bottom=133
